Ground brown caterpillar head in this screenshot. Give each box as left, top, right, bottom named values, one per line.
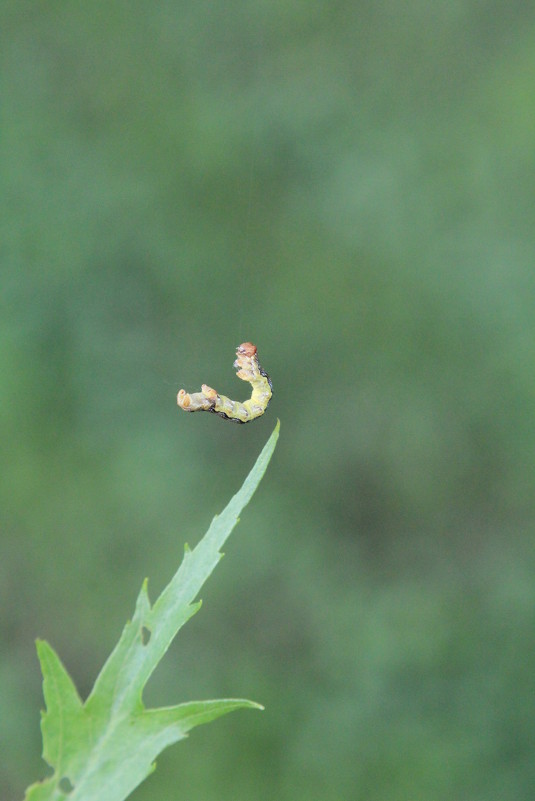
left=236, top=342, right=257, bottom=357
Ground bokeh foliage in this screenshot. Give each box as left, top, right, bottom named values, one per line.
left=2, top=2, right=535, bottom=799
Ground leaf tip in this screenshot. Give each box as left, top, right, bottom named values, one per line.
left=139, top=578, right=151, bottom=605
left=35, top=638, right=55, bottom=666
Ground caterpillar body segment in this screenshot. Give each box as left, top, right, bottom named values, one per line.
left=177, top=342, right=272, bottom=424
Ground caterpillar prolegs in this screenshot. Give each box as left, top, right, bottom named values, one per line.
left=177, top=342, right=272, bottom=424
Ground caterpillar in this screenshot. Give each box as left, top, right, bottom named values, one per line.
left=177, top=342, right=272, bottom=424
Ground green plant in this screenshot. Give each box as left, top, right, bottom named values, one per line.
left=24, top=422, right=280, bottom=801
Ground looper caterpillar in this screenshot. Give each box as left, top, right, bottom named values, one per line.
left=177, top=342, right=272, bottom=424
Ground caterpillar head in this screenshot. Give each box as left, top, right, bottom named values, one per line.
left=236, top=342, right=257, bottom=357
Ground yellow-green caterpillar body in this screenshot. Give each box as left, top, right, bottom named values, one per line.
left=177, top=342, right=272, bottom=424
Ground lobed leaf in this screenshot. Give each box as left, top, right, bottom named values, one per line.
left=24, top=421, right=279, bottom=801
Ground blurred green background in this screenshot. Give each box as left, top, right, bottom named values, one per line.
left=2, top=2, right=535, bottom=799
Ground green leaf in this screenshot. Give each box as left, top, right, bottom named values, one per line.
left=24, top=421, right=279, bottom=801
